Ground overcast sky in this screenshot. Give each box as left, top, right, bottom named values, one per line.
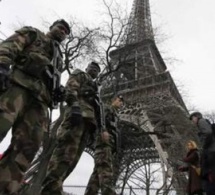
left=0, top=0, right=215, bottom=191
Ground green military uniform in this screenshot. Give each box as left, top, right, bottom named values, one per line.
left=84, top=105, right=119, bottom=195
left=41, top=69, right=98, bottom=195
left=0, top=26, right=61, bottom=194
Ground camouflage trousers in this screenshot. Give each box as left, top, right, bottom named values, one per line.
left=84, top=135, right=116, bottom=195
left=41, top=118, right=95, bottom=195
left=0, top=85, right=49, bottom=194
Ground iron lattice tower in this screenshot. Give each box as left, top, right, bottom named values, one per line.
left=124, top=0, right=154, bottom=44
left=99, top=0, right=198, bottom=194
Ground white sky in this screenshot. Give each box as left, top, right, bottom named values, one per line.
left=0, top=0, right=215, bottom=191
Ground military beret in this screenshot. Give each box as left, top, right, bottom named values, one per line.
left=50, top=19, right=70, bottom=34
left=117, top=95, right=124, bottom=102
left=88, top=61, right=101, bottom=72
left=189, top=112, right=202, bottom=120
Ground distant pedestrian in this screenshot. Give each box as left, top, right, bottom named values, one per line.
left=190, top=112, right=215, bottom=195
left=178, top=140, right=203, bottom=195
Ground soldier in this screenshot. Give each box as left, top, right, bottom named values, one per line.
left=0, top=19, right=70, bottom=194
left=41, top=61, right=101, bottom=195
left=84, top=95, right=124, bottom=195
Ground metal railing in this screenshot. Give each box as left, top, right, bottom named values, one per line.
left=63, top=185, right=184, bottom=195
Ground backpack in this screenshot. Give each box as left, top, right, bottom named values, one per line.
left=205, top=119, right=215, bottom=136
left=211, top=123, right=215, bottom=136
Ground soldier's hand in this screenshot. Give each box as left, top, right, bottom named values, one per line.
left=70, top=101, right=82, bottom=125
left=178, top=166, right=183, bottom=171
left=0, top=64, right=10, bottom=92
left=101, top=131, right=110, bottom=143
left=53, top=85, right=66, bottom=103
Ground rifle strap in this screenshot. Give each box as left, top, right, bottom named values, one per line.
left=48, top=108, right=53, bottom=135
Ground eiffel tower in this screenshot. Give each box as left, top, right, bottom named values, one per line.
left=98, top=0, right=198, bottom=194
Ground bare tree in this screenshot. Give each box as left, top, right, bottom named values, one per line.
left=116, top=160, right=174, bottom=195
left=62, top=19, right=100, bottom=73
left=129, top=163, right=164, bottom=195
left=92, top=0, right=129, bottom=78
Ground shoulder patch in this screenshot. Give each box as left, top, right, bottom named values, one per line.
left=15, top=26, right=38, bottom=45
left=15, top=26, right=37, bottom=35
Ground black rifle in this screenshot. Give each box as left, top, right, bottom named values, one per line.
left=94, top=82, right=106, bottom=134
left=46, top=40, right=65, bottom=109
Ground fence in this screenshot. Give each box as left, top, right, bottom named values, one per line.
left=63, top=185, right=184, bottom=195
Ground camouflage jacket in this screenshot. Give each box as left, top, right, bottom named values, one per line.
left=0, top=26, right=62, bottom=105
left=95, top=105, right=120, bottom=151
left=105, top=105, right=118, bottom=134
left=105, top=105, right=120, bottom=143
left=65, top=69, right=98, bottom=121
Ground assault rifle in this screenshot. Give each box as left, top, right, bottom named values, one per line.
left=94, top=81, right=106, bottom=134
left=83, top=78, right=107, bottom=150
left=46, top=40, right=65, bottom=109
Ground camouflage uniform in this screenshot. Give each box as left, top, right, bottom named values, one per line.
left=85, top=105, right=119, bottom=195
left=41, top=68, right=98, bottom=195
left=0, top=27, right=61, bottom=194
